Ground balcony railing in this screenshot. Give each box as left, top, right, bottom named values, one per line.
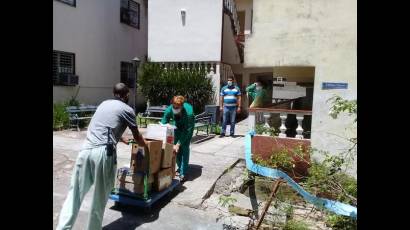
left=249, top=107, right=312, bottom=139
left=223, top=0, right=240, bottom=35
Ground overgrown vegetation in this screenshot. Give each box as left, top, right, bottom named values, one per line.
left=53, top=102, right=70, bottom=130
left=255, top=124, right=278, bottom=136
left=283, top=219, right=309, bottom=230
left=138, top=62, right=214, bottom=114
left=218, top=195, right=237, bottom=207
left=250, top=95, right=357, bottom=229
left=253, top=145, right=309, bottom=175
left=53, top=97, right=81, bottom=130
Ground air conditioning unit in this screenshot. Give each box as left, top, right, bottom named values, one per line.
left=55, top=73, right=79, bottom=86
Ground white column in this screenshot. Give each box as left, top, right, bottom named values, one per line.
left=295, top=115, right=304, bottom=139
left=279, top=113, right=287, bottom=138
left=263, top=112, right=271, bottom=128
left=211, top=63, right=221, bottom=105
left=248, top=111, right=256, bottom=131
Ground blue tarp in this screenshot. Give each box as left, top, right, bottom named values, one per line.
left=245, top=131, right=357, bottom=219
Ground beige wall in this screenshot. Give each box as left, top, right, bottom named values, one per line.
left=53, top=0, right=148, bottom=108
left=244, top=0, right=357, bottom=176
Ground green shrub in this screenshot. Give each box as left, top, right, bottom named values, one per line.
left=283, top=219, right=309, bottom=230
left=138, top=62, right=214, bottom=114
left=53, top=102, right=69, bottom=130
left=326, top=214, right=357, bottom=230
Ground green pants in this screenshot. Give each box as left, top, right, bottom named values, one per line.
left=56, top=145, right=116, bottom=230
left=176, top=143, right=191, bottom=177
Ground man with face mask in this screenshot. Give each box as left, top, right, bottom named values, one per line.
left=56, top=83, right=147, bottom=230
left=219, top=76, right=242, bottom=138
left=160, top=95, right=195, bottom=182
left=246, top=80, right=269, bottom=108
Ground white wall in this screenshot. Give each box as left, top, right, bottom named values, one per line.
left=148, top=0, right=223, bottom=62
left=221, top=14, right=241, bottom=64
left=244, top=0, right=357, bottom=176
left=53, top=0, right=148, bottom=107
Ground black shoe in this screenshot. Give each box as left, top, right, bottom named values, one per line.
left=179, top=175, right=187, bottom=182
left=219, top=133, right=225, bottom=138
left=230, top=134, right=236, bottom=138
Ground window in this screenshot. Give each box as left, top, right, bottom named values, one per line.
left=55, top=0, right=76, bottom=7
left=120, top=0, right=140, bottom=29
left=121, top=62, right=135, bottom=88
left=53, top=50, right=76, bottom=85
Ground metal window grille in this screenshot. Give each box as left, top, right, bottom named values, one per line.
left=120, top=0, right=140, bottom=29
left=121, top=62, right=135, bottom=88
left=53, top=50, right=75, bottom=84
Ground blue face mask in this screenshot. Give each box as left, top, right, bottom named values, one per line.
left=227, top=81, right=233, bottom=86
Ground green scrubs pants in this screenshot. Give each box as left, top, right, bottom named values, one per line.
left=176, top=142, right=191, bottom=177
left=56, top=145, right=116, bottom=230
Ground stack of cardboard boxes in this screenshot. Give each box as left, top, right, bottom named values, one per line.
left=116, top=124, right=176, bottom=196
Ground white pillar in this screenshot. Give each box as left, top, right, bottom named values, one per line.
left=295, top=115, right=304, bottom=139
left=248, top=111, right=256, bottom=131
left=211, top=63, right=221, bottom=105
left=279, top=113, right=287, bottom=138
left=263, top=112, right=271, bottom=128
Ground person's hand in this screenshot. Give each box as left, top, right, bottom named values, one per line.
left=237, top=107, right=241, bottom=113
left=173, top=144, right=180, bottom=155
left=220, top=107, right=223, bottom=112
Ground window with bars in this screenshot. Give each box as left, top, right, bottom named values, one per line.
left=121, top=62, right=135, bottom=88
left=55, top=0, right=76, bottom=7
left=53, top=50, right=76, bottom=85
left=120, top=0, right=140, bottom=29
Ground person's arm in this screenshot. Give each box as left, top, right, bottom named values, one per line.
left=236, top=87, right=242, bottom=113
left=219, top=87, right=225, bottom=111
left=175, top=105, right=195, bottom=146
left=130, top=127, right=146, bottom=147
left=121, top=107, right=146, bottom=147
left=246, top=83, right=257, bottom=99
left=160, top=106, right=173, bottom=125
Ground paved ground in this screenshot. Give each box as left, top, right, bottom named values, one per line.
left=53, top=119, right=249, bottom=229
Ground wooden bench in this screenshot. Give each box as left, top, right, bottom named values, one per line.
left=66, top=105, right=97, bottom=131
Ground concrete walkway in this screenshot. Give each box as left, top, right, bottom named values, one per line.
left=53, top=118, right=250, bottom=229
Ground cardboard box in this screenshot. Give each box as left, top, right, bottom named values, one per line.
left=130, top=139, right=162, bottom=174
left=146, top=124, right=175, bottom=144
left=116, top=167, right=154, bottom=194
left=161, top=143, right=174, bottom=168
left=154, top=168, right=173, bottom=192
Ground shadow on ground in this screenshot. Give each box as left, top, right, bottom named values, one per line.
left=103, top=184, right=187, bottom=230
left=102, top=164, right=203, bottom=230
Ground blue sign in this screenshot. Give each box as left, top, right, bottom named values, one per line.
left=322, top=82, right=348, bottom=90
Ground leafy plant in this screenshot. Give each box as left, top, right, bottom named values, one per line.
left=138, top=62, right=214, bottom=114
left=327, top=95, right=357, bottom=122
left=255, top=124, right=278, bottom=136
left=213, top=125, right=222, bottom=135
left=218, top=195, right=237, bottom=207
left=283, top=219, right=309, bottom=230
left=303, top=152, right=357, bottom=205
left=53, top=102, right=69, bottom=130
left=326, top=214, right=357, bottom=230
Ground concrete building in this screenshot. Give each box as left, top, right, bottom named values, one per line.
left=148, top=0, right=357, bottom=175
left=148, top=0, right=243, bottom=105
left=241, top=0, right=357, bottom=175
left=53, top=0, right=148, bottom=109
